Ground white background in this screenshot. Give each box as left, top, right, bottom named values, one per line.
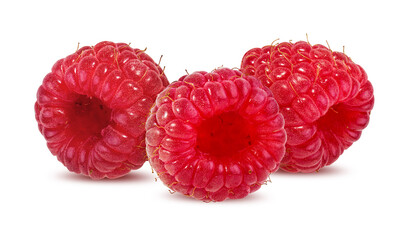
left=1, top=0, right=408, bottom=239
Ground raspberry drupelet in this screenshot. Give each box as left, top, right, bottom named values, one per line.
left=35, top=41, right=169, bottom=179
left=145, top=68, right=287, bottom=201
left=241, top=41, right=374, bottom=173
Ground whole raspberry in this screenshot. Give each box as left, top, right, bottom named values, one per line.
left=145, top=68, right=286, bottom=201
left=241, top=41, right=374, bottom=173
left=35, top=41, right=169, bottom=179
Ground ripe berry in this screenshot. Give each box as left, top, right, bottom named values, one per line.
left=241, top=41, right=374, bottom=173
left=145, top=68, right=286, bottom=201
left=35, top=41, right=169, bottom=179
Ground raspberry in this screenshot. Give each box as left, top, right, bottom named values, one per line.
left=241, top=41, right=374, bottom=173
left=35, top=41, right=169, bottom=179
left=145, top=68, right=286, bottom=201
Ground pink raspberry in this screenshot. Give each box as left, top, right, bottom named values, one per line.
left=35, top=41, right=169, bottom=179
left=241, top=41, right=374, bottom=173
left=145, top=68, right=286, bottom=201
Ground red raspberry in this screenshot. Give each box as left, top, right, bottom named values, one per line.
left=241, top=41, right=374, bottom=173
left=145, top=68, right=286, bottom=201
left=35, top=41, right=169, bottom=179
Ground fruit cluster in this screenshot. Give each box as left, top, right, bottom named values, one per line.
left=145, top=69, right=286, bottom=201
left=35, top=40, right=374, bottom=201
left=241, top=41, right=374, bottom=172
left=35, top=41, right=168, bottom=179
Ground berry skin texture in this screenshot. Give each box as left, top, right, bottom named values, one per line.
left=145, top=68, right=286, bottom=201
left=35, top=41, right=169, bottom=179
left=241, top=41, right=374, bottom=173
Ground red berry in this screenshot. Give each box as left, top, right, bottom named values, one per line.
left=241, top=41, right=374, bottom=173
left=35, top=41, right=169, bottom=179
left=145, top=68, right=286, bottom=201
